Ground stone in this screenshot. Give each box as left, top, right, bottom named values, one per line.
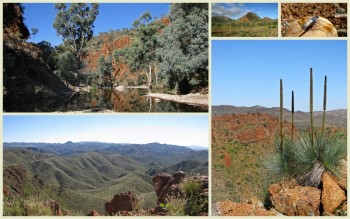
left=217, top=200, right=278, bottom=216
left=284, top=16, right=338, bottom=37
left=87, top=210, right=102, bottom=216
left=105, top=191, right=138, bottom=215
left=321, top=171, right=346, bottom=214
left=269, top=184, right=321, bottom=216
left=335, top=159, right=347, bottom=190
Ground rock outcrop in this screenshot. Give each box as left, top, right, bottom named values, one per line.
left=3, top=3, right=30, bottom=39
left=87, top=210, right=103, bottom=216
left=105, top=191, right=138, bottom=216
left=152, top=171, right=185, bottom=204
left=268, top=180, right=321, bottom=216
left=215, top=199, right=278, bottom=216
left=321, top=171, right=346, bottom=214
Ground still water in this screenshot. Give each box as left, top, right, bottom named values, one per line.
left=4, top=88, right=207, bottom=112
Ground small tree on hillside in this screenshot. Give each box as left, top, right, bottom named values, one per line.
left=53, top=3, right=99, bottom=59
left=116, top=11, right=160, bottom=86
left=97, top=56, right=114, bottom=87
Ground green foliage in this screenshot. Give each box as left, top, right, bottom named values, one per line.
left=157, top=4, right=208, bottom=93
left=116, top=11, right=160, bottom=85
left=30, top=28, right=39, bottom=38
left=53, top=3, right=99, bottom=58
left=54, top=46, right=84, bottom=86
left=97, top=55, right=114, bottom=87
left=182, top=180, right=201, bottom=197
left=164, top=197, right=187, bottom=216
left=181, top=180, right=207, bottom=216
left=265, top=131, right=347, bottom=187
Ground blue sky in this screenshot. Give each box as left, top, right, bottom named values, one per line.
left=212, top=40, right=347, bottom=112
left=23, top=3, right=170, bottom=46
left=212, top=3, right=278, bottom=19
left=3, top=115, right=208, bottom=147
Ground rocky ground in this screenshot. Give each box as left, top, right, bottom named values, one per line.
left=145, top=93, right=208, bottom=106
left=281, top=3, right=347, bottom=36
left=214, top=168, right=347, bottom=216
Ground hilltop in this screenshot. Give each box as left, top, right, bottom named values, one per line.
left=237, top=12, right=261, bottom=22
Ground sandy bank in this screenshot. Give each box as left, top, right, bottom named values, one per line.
left=145, top=93, right=208, bottom=106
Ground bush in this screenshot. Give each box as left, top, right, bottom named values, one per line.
left=265, top=131, right=347, bottom=187
left=162, top=197, right=186, bottom=216
left=181, top=180, right=207, bottom=216
left=54, top=49, right=82, bottom=86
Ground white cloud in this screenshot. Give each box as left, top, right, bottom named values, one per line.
left=212, top=3, right=243, bottom=17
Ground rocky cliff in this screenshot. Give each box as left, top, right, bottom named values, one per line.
left=3, top=3, right=71, bottom=107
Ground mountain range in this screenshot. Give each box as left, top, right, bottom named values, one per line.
left=3, top=142, right=208, bottom=214
left=212, top=105, right=347, bottom=128
left=212, top=12, right=277, bottom=24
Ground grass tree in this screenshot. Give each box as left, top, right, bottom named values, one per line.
left=265, top=70, right=346, bottom=187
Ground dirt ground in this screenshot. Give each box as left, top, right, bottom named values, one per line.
left=145, top=93, right=208, bottom=106
left=281, top=3, right=347, bottom=36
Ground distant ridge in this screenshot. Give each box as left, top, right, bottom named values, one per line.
left=212, top=15, right=232, bottom=23
left=212, top=105, right=347, bottom=128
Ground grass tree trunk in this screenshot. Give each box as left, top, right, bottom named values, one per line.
left=280, top=79, right=283, bottom=152
left=292, top=90, right=294, bottom=141
left=322, top=76, right=327, bottom=134
left=310, top=68, right=314, bottom=146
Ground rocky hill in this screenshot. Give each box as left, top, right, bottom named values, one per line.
left=213, top=105, right=347, bottom=128
left=237, top=12, right=261, bottom=22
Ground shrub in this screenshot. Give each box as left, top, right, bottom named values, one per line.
left=182, top=180, right=201, bottom=197
left=54, top=49, right=82, bottom=86
left=163, top=197, right=186, bottom=216
left=181, top=180, right=207, bottom=216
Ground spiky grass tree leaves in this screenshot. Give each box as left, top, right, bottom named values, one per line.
left=156, top=4, right=208, bottom=93
left=53, top=3, right=99, bottom=59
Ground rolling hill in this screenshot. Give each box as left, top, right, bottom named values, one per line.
left=3, top=142, right=208, bottom=214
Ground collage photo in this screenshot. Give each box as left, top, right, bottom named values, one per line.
left=1, top=0, right=348, bottom=217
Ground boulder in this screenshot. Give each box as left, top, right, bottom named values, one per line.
left=152, top=173, right=172, bottom=197
left=321, top=171, right=346, bottom=214
left=105, top=191, right=138, bottom=216
left=269, top=182, right=321, bottom=216
left=284, top=16, right=338, bottom=37
left=87, top=210, right=103, bottom=216
left=216, top=199, right=278, bottom=216
left=335, top=159, right=347, bottom=190
left=153, top=171, right=185, bottom=204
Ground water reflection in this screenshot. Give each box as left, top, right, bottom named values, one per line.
left=4, top=88, right=207, bottom=112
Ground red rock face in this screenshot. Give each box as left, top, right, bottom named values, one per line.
left=152, top=171, right=185, bottom=204
left=3, top=3, right=30, bottom=39
left=105, top=191, right=138, bottom=216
